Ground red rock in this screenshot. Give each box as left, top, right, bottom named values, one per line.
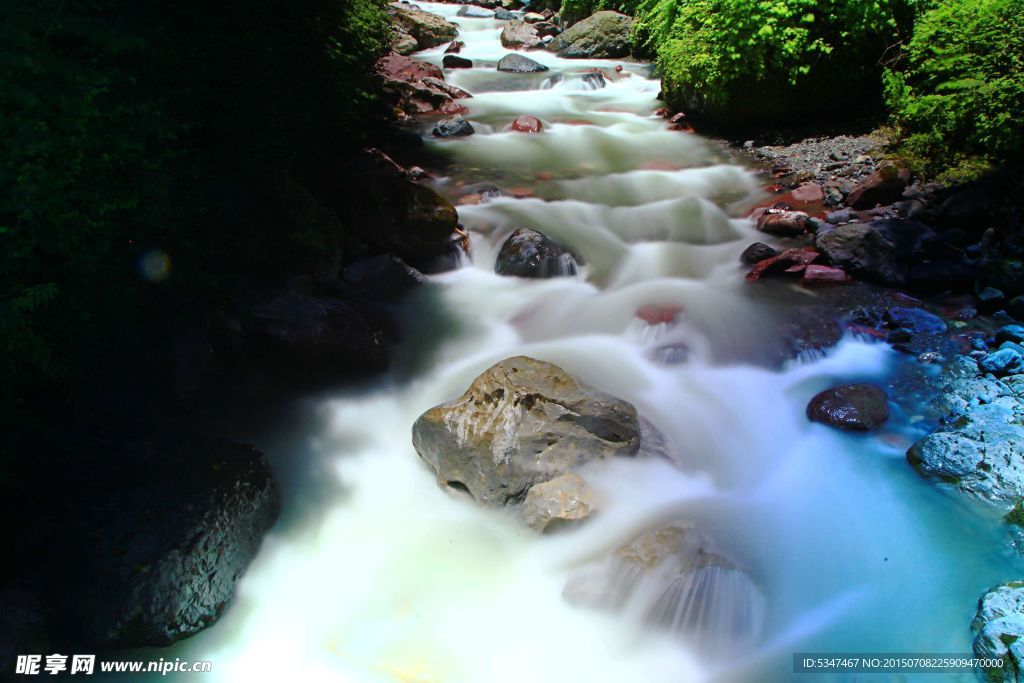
left=511, top=115, right=543, bottom=133
left=376, top=52, right=443, bottom=83
left=615, top=65, right=624, bottom=73
left=756, top=209, right=810, bottom=236
left=536, top=171, right=553, bottom=181
left=791, top=182, right=824, bottom=205
left=509, top=187, right=534, bottom=198
left=801, top=264, right=851, bottom=286
left=638, top=160, right=681, bottom=171
left=440, top=101, right=469, bottom=116
left=764, top=184, right=786, bottom=193
left=745, top=247, right=820, bottom=282
left=636, top=305, right=682, bottom=325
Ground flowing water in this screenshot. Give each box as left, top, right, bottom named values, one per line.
left=163, top=5, right=1024, bottom=681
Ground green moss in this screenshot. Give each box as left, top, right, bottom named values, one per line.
left=1005, top=499, right=1024, bottom=526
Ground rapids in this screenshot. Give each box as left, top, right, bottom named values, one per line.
left=158, top=5, right=1024, bottom=681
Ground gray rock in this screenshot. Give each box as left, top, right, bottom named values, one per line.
left=981, top=349, right=1024, bottom=377
left=815, top=218, right=938, bottom=288
left=457, top=5, right=495, bottom=18
left=972, top=582, right=1024, bottom=682
left=998, top=325, right=1024, bottom=346
left=908, top=406, right=1024, bottom=501
left=547, top=11, right=632, bottom=58
left=411, top=356, right=640, bottom=506
left=432, top=118, right=475, bottom=137
left=806, top=384, right=890, bottom=432
left=521, top=473, right=598, bottom=532
left=495, top=228, right=580, bottom=278
left=500, top=20, right=542, bottom=49
left=496, top=53, right=549, bottom=72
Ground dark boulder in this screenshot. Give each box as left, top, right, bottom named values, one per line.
left=495, top=228, right=581, bottom=278
left=443, top=54, right=473, bottom=69
left=339, top=254, right=425, bottom=304
left=815, top=218, right=940, bottom=288
left=883, top=306, right=947, bottom=335
left=845, top=164, right=910, bottom=209
left=63, top=439, right=279, bottom=646
left=740, top=242, right=778, bottom=265
left=547, top=11, right=632, bottom=58
left=906, top=260, right=976, bottom=294
left=432, top=118, right=475, bottom=137
left=806, top=384, right=890, bottom=431
left=497, top=53, right=549, bottom=73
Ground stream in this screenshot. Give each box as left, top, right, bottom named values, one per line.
left=164, top=5, right=1024, bottom=681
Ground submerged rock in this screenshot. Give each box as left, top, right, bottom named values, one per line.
left=563, top=521, right=763, bottom=656
left=521, top=473, right=598, bottom=532
left=972, top=582, right=1024, bottom=682
left=497, top=53, right=549, bottom=73
left=547, top=11, right=632, bottom=58
left=411, top=356, right=640, bottom=506
left=495, top=228, right=580, bottom=278
left=806, top=384, right=889, bottom=431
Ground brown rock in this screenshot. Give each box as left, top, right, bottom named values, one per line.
left=511, top=115, right=543, bottom=133
left=745, top=247, right=819, bottom=282
left=807, top=384, right=890, bottom=431
left=791, top=182, right=824, bottom=205
left=846, top=163, right=910, bottom=210
left=500, top=20, right=542, bottom=49
left=756, top=209, right=810, bottom=236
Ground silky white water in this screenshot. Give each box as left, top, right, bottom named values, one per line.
left=160, top=5, right=1024, bottom=682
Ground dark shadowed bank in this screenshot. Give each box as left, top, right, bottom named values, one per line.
left=0, top=0, right=462, bottom=660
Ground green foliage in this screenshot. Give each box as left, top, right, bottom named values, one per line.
left=635, top=0, right=915, bottom=127
left=1006, top=499, right=1024, bottom=527
left=0, top=0, right=390, bottom=421
left=560, top=0, right=644, bottom=25
left=884, top=0, right=1024, bottom=180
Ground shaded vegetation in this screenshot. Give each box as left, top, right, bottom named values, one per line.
left=884, top=0, right=1024, bottom=181
left=0, top=0, right=391, bottom=433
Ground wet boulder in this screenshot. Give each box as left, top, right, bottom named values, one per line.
left=756, top=209, right=810, bottom=236
left=65, top=439, right=279, bottom=646
left=500, top=20, right=543, bottom=49
left=443, top=54, right=473, bottom=69
left=740, top=242, right=778, bottom=265
left=432, top=117, right=475, bottom=137
left=547, top=11, right=633, bottom=58
left=806, top=384, right=890, bottom=432
left=522, top=473, right=599, bottom=532
left=389, top=4, right=459, bottom=51
left=411, top=356, right=640, bottom=506
left=815, top=218, right=939, bottom=288
left=497, top=53, right=549, bottom=73
left=972, top=582, right=1024, bottom=682
left=340, top=254, right=425, bottom=304
left=511, top=115, right=544, bottom=132
left=495, top=228, right=581, bottom=278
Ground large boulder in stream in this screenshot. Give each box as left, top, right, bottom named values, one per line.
left=411, top=356, right=640, bottom=506
left=389, top=3, right=459, bottom=51
left=501, top=20, right=543, bottom=49
left=907, top=355, right=1024, bottom=501
left=497, top=53, right=549, bottom=73
left=547, top=11, right=633, bottom=58
left=815, top=218, right=940, bottom=288
left=806, top=384, right=890, bottom=432
left=62, top=439, right=280, bottom=646
left=973, top=582, right=1024, bottom=682
left=495, top=228, right=581, bottom=278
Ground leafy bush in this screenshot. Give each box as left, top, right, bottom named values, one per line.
left=884, top=0, right=1024, bottom=181
left=559, top=0, right=644, bottom=26
left=0, top=0, right=390, bottom=425
left=630, top=0, right=916, bottom=129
